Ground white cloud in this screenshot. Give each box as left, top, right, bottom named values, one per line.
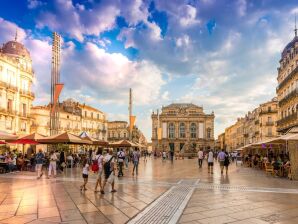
left=27, top=0, right=44, bottom=9
left=179, top=5, right=199, bottom=27
left=237, top=0, right=247, bottom=17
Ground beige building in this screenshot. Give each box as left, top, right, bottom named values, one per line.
left=276, top=32, right=298, bottom=134
left=0, top=34, right=35, bottom=135
left=107, top=121, right=147, bottom=145
left=224, top=98, right=278, bottom=151
left=151, top=103, right=215, bottom=153
left=217, top=132, right=225, bottom=150
left=31, top=99, right=107, bottom=140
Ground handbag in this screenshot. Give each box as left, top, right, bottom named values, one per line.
left=61, top=162, right=66, bottom=168
left=107, top=172, right=115, bottom=184
left=92, top=160, right=99, bottom=172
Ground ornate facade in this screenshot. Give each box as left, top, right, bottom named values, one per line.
left=151, top=103, right=215, bottom=153
left=107, top=121, right=147, bottom=145
left=276, top=31, right=298, bottom=133
left=0, top=34, right=34, bottom=135
left=31, top=99, right=108, bottom=140
left=224, top=98, right=278, bottom=151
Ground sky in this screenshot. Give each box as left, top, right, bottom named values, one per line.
left=0, top=0, right=298, bottom=141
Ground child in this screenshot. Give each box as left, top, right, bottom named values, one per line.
left=80, top=159, right=89, bottom=191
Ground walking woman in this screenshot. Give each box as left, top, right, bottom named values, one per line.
left=59, top=151, right=67, bottom=172
left=48, top=151, right=57, bottom=178
left=224, top=150, right=230, bottom=174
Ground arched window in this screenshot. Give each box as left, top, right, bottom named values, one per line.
left=168, top=123, right=175, bottom=138
left=179, top=123, right=186, bottom=138
left=124, top=132, right=127, bottom=138
left=207, top=128, right=211, bottom=139
left=190, top=123, right=196, bottom=138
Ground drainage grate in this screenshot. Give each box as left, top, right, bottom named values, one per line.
left=128, top=185, right=194, bottom=224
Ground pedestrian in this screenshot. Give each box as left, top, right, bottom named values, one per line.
left=59, top=150, right=66, bottom=172
left=224, top=151, right=230, bottom=174
left=94, top=148, right=104, bottom=193
left=80, top=158, right=89, bottom=191
left=48, top=151, right=57, bottom=178
left=217, top=149, right=226, bottom=174
left=132, top=148, right=140, bottom=176
left=125, top=149, right=129, bottom=169
left=117, top=148, right=125, bottom=177
left=198, top=148, right=203, bottom=168
left=162, top=150, right=167, bottom=162
left=35, top=149, right=44, bottom=179
left=207, top=149, right=214, bottom=174
left=102, top=149, right=117, bottom=193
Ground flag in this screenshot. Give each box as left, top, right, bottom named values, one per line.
left=51, top=83, right=64, bottom=114
left=157, top=127, right=162, bottom=140
left=129, top=115, right=136, bottom=131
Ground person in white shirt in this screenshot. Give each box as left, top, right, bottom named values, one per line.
left=102, top=149, right=116, bottom=193
left=117, top=148, right=125, bottom=177
left=198, top=149, right=204, bottom=168
left=207, top=149, right=214, bottom=174
left=80, top=158, right=89, bottom=191
left=48, top=151, right=57, bottom=178
left=94, top=148, right=104, bottom=194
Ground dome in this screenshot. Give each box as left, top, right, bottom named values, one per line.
left=2, top=40, right=31, bottom=60
left=282, top=36, right=298, bottom=57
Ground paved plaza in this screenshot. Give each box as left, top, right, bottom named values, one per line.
left=0, top=159, right=298, bottom=224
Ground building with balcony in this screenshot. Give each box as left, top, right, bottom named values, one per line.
left=0, top=34, right=34, bottom=135
left=151, top=103, right=215, bottom=153
left=31, top=99, right=108, bottom=140
left=107, top=121, right=147, bottom=145
left=276, top=30, right=298, bottom=133
left=224, top=98, right=278, bottom=151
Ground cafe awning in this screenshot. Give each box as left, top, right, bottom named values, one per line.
left=18, top=133, right=46, bottom=141
left=9, top=139, right=39, bottom=145
left=79, top=132, right=108, bottom=146
left=0, top=131, right=18, bottom=141
left=38, top=132, right=92, bottom=144
left=109, top=140, right=138, bottom=148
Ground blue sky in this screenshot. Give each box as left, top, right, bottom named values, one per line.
left=0, top=0, right=298, bottom=140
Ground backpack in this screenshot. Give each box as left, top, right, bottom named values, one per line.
left=118, top=152, right=125, bottom=160
left=91, top=160, right=99, bottom=172
left=104, top=156, right=114, bottom=175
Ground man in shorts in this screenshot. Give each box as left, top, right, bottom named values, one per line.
left=207, top=149, right=214, bottom=174
left=94, top=148, right=104, bottom=194
left=102, top=149, right=116, bottom=193
left=217, top=149, right=226, bottom=174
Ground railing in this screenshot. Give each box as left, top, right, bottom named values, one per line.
left=19, top=89, right=35, bottom=98
left=0, top=108, right=17, bottom=116
left=277, top=66, right=298, bottom=91
left=279, top=89, right=298, bottom=107
left=265, top=121, right=275, bottom=126
left=0, top=80, right=18, bottom=91
left=259, top=109, right=278, bottom=115
left=277, top=112, right=298, bottom=126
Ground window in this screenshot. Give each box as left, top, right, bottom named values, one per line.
left=179, top=123, right=185, bottom=138
left=124, top=132, right=127, bottom=138
left=91, top=112, right=93, bottom=119
left=268, top=106, right=271, bottom=112
left=7, top=99, right=12, bottom=112
left=97, top=114, right=99, bottom=119
left=190, top=123, right=196, bottom=138
left=268, top=127, right=272, bottom=136
left=207, top=128, right=211, bottom=139
left=168, top=123, right=175, bottom=138
left=22, top=103, right=26, bottom=117
left=84, top=111, right=87, bottom=117
left=268, top=117, right=272, bottom=122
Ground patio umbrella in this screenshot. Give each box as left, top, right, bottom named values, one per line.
left=38, top=132, right=92, bottom=144
left=79, top=132, right=108, bottom=146
left=18, top=133, right=46, bottom=142
left=109, top=140, right=139, bottom=148
left=8, top=139, right=39, bottom=155
left=0, top=141, right=6, bottom=144
left=0, top=131, right=18, bottom=140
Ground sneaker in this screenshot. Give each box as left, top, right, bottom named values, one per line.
left=111, top=189, right=117, bottom=193
left=40, top=173, right=43, bottom=177
left=100, top=190, right=105, bottom=194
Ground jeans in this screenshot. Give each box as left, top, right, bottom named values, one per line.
left=36, top=164, right=43, bottom=177
left=198, top=159, right=203, bottom=167
left=133, top=161, right=139, bottom=175
left=118, top=161, right=124, bottom=177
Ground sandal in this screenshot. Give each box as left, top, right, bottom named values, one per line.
left=111, top=189, right=117, bottom=193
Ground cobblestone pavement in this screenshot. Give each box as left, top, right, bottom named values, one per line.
left=0, top=158, right=297, bottom=224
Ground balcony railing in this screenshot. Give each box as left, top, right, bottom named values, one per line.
left=0, top=108, right=17, bottom=116
left=277, top=66, right=298, bottom=91
left=279, top=89, right=298, bottom=107
left=259, top=109, right=278, bottom=115
left=19, top=89, right=35, bottom=98
left=0, top=80, right=18, bottom=92
left=277, top=112, right=298, bottom=126
left=265, top=121, right=275, bottom=126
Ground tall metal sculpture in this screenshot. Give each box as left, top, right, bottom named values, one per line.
left=50, top=32, right=61, bottom=135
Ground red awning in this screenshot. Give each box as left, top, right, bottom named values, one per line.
left=0, top=141, right=6, bottom=144
left=9, top=139, right=39, bottom=145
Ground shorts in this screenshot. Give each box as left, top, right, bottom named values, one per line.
left=97, top=169, right=103, bottom=178
left=208, top=162, right=214, bottom=167
left=219, top=161, right=224, bottom=167
left=82, top=174, right=88, bottom=179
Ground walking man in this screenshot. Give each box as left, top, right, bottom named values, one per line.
left=117, top=148, right=125, bottom=177
left=207, top=149, right=214, bottom=174
left=217, top=149, right=226, bottom=174
left=198, top=148, right=203, bottom=168
left=102, top=149, right=117, bottom=193
left=132, top=148, right=140, bottom=176
left=36, top=149, right=44, bottom=179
